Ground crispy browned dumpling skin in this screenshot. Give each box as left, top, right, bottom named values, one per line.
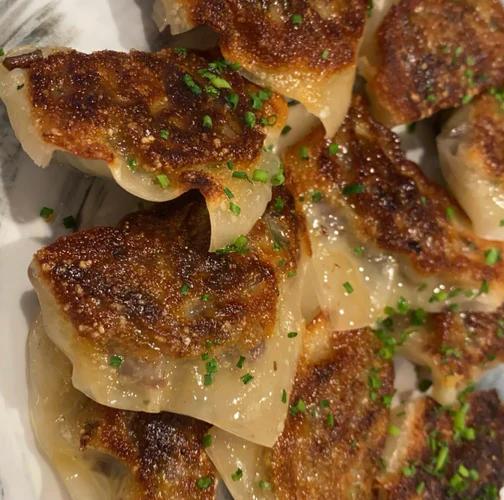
left=183, top=0, right=366, bottom=73
left=79, top=406, right=216, bottom=499
left=156, top=0, right=367, bottom=136
left=378, top=391, right=504, bottom=499
left=31, top=188, right=299, bottom=360
left=3, top=48, right=284, bottom=186
left=268, top=316, right=394, bottom=499
left=285, top=95, right=504, bottom=308
left=363, top=0, right=504, bottom=126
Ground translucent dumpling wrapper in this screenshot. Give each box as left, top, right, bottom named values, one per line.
left=205, top=315, right=394, bottom=499
left=359, top=0, right=504, bottom=126
left=29, top=188, right=307, bottom=447
left=153, top=0, right=368, bottom=137
left=284, top=95, right=504, bottom=332
left=0, top=47, right=287, bottom=250
left=28, top=319, right=219, bottom=500
left=378, top=390, right=504, bottom=498
left=382, top=303, right=504, bottom=405
left=438, top=91, right=504, bottom=241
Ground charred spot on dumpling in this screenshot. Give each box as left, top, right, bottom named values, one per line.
left=378, top=391, right=504, bottom=498
left=363, top=0, right=504, bottom=126
left=79, top=404, right=216, bottom=499
left=31, top=190, right=301, bottom=359
left=268, top=317, right=393, bottom=499
left=285, top=94, right=504, bottom=298
left=4, top=48, right=284, bottom=184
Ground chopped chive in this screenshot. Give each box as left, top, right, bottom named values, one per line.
left=435, top=446, right=449, bottom=472
left=39, top=206, right=54, bottom=220
left=63, top=215, right=77, bottom=229
left=229, top=201, right=241, bottom=215
left=127, top=157, right=138, bottom=172
left=290, top=399, right=306, bottom=415
left=485, top=248, right=501, bottom=266
left=281, top=389, right=287, bottom=403
left=299, top=146, right=309, bottom=160
left=227, top=160, right=234, bottom=170
left=109, top=354, right=123, bottom=368
left=241, top=373, right=254, bottom=384
left=402, top=464, right=416, bottom=477
left=311, top=191, right=323, bottom=203
left=155, top=174, right=170, bottom=189
left=462, top=94, right=473, bottom=104
left=159, top=129, right=169, bottom=140
left=232, top=171, right=250, bottom=181
left=231, top=468, right=243, bottom=481
left=224, top=187, right=234, bottom=199
left=244, top=111, right=256, bottom=128
left=343, top=281, right=354, bottom=294
left=321, top=49, right=330, bottom=60
left=446, top=206, right=455, bottom=220
left=388, top=425, right=401, bottom=437
left=479, top=279, right=489, bottom=295
left=287, top=331, right=298, bottom=338
left=202, top=115, right=213, bottom=128
left=274, top=196, right=285, bottom=212
left=281, top=125, right=292, bottom=135
left=291, top=13, right=303, bottom=25
left=271, top=167, right=285, bottom=186
left=342, top=183, right=364, bottom=196
left=183, top=74, right=202, bottom=95
left=328, top=143, right=340, bottom=155
left=416, top=481, right=425, bottom=494
left=252, top=169, right=269, bottom=183
left=200, top=294, right=210, bottom=302
left=196, top=476, right=213, bottom=489
left=226, top=93, right=239, bottom=109
left=326, top=412, right=335, bottom=428
left=236, top=355, right=246, bottom=369
left=0, top=48, right=4, bottom=57
left=180, top=282, right=190, bottom=295
left=202, top=434, right=212, bottom=448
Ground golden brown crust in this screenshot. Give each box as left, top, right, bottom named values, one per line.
left=378, top=391, right=504, bottom=499
left=285, top=94, right=504, bottom=289
left=269, top=317, right=393, bottom=499
left=4, top=48, right=286, bottom=193
left=465, top=91, right=504, bottom=179
left=33, top=188, right=300, bottom=359
left=183, top=0, right=366, bottom=73
left=367, top=0, right=504, bottom=125
left=79, top=404, right=217, bottom=499
left=420, top=304, right=504, bottom=381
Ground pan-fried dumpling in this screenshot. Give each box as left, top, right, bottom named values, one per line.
left=360, top=0, right=504, bottom=126
left=377, top=390, right=504, bottom=498
left=285, top=95, right=504, bottom=331
left=438, top=91, right=504, bottom=241
left=206, top=315, right=394, bottom=499
left=29, top=188, right=306, bottom=447
left=384, top=303, right=504, bottom=405
left=28, top=320, right=219, bottom=500
left=0, top=47, right=287, bottom=250
left=153, top=0, right=368, bottom=136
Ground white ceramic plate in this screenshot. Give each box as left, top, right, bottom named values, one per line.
left=0, top=1, right=503, bottom=499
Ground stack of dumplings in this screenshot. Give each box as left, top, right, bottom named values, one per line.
left=1, top=0, right=504, bottom=498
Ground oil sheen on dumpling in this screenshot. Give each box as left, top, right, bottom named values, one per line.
left=29, top=188, right=306, bottom=447
left=285, top=95, right=504, bottom=331
left=360, top=0, right=504, bottom=126
left=28, top=320, right=219, bottom=500
left=378, top=390, right=504, bottom=498
left=206, top=315, right=394, bottom=500
left=386, top=303, right=504, bottom=405
left=438, top=91, right=504, bottom=240
left=153, top=0, right=368, bottom=137
left=0, top=47, right=287, bottom=250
